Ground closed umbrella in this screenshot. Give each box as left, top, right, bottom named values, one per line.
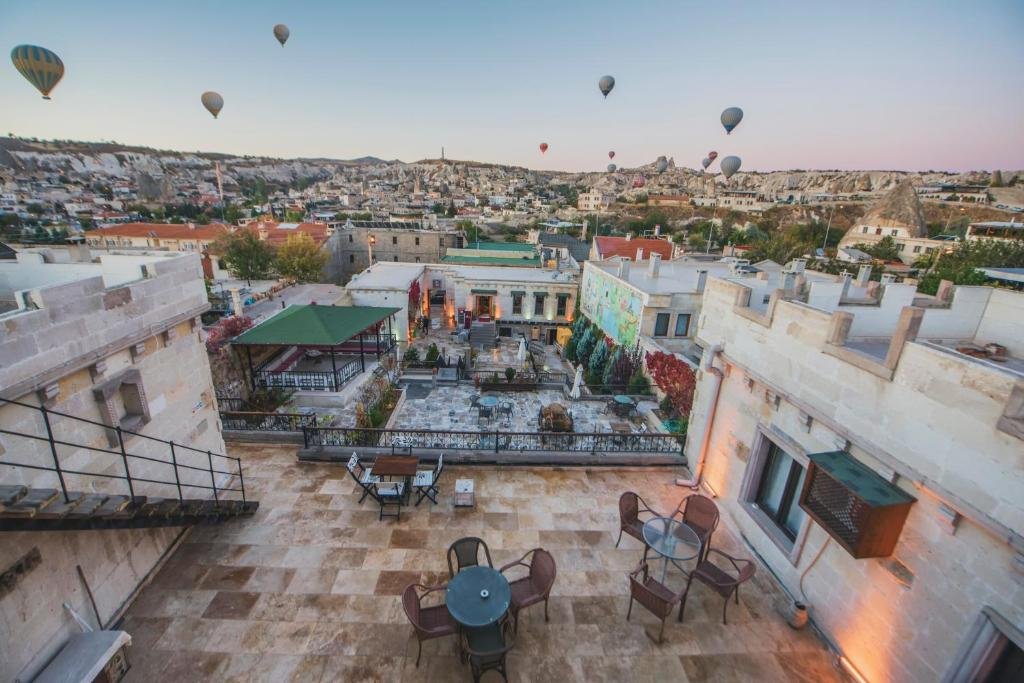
left=570, top=366, right=583, bottom=400
left=517, top=338, right=528, bottom=367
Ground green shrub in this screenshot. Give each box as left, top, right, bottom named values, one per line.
left=627, top=372, right=650, bottom=394
left=659, top=396, right=674, bottom=414
left=403, top=347, right=421, bottom=362
left=505, top=367, right=516, bottom=383
left=425, top=343, right=440, bottom=362
left=488, top=372, right=501, bottom=384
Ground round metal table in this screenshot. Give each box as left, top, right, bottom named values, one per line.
left=642, top=516, right=701, bottom=582
left=445, top=566, right=511, bottom=628
left=613, top=394, right=634, bottom=405
left=478, top=395, right=499, bottom=408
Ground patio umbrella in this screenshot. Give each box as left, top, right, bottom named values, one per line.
left=570, top=366, right=583, bottom=400
left=517, top=338, right=528, bottom=367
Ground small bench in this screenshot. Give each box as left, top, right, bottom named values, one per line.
left=454, top=479, right=475, bottom=508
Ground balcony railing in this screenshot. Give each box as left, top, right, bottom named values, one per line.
left=220, top=411, right=317, bottom=432
left=254, top=358, right=361, bottom=392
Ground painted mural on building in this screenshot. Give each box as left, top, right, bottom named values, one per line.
left=581, top=268, right=643, bottom=347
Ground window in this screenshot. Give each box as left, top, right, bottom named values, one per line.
left=415, top=256, right=420, bottom=263
left=512, top=294, right=523, bottom=315
left=912, top=245, right=922, bottom=253
left=861, top=227, right=868, bottom=234
left=533, top=294, right=545, bottom=315
left=754, top=443, right=807, bottom=541
left=556, top=294, right=568, bottom=316
left=896, top=243, right=905, bottom=252
left=654, top=312, right=670, bottom=337
left=890, top=229, right=898, bottom=236
left=415, top=236, right=420, bottom=245
left=349, top=254, right=354, bottom=263
left=348, top=234, right=353, bottom=243
left=393, top=255, right=398, bottom=261
left=674, top=313, right=690, bottom=337
left=392, top=235, right=398, bottom=245
left=925, top=247, right=934, bottom=254
left=947, top=608, right=1024, bottom=683
left=875, top=228, right=882, bottom=235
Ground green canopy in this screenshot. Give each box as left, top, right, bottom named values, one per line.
left=232, top=305, right=400, bottom=346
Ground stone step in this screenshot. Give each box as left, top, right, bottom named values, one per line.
left=3, top=489, right=59, bottom=517
left=0, top=485, right=28, bottom=509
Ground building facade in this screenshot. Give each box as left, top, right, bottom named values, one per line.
left=685, top=272, right=1024, bottom=683
left=322, top=219, right=462, bottom=283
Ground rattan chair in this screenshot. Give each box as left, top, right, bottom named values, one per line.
left=673, top=494, right=720, bottom=561
left=499, top=548, right=557, bottom=633
left=402, top=583, right=458, bottom=667
left=679, top=549, right=756, bottom=625
left=447, top=536, right=494, bottom=577
left=616, top=491, right=657, bottom=548
left=461, top=616, right=515, bottom=682
left=627, top=561, right=683, bottom=644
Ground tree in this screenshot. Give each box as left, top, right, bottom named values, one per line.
left=26, top=203, right=46, bottom=216
left=854, top=235, right=900, bottom=262
left=575, top=326, right=598, bottom=368
left=645, top=351, right=697, bottom=417
left=587, top=339, right=609, bottom=386
left=212, top=230, right=276, bottom=283
left=283, top=209, right=305, bottom=223
left=917, top=239, right=1024, bottom=295
left=275, top=233, right=327, bottom=282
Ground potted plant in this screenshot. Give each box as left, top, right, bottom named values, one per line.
left=505, top=367, right=516, bottom=383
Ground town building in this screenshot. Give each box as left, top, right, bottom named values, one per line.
left=917, top=183, right=991, bottom=204
left=322, top=218, right=462, bottom=283
left=0, top=251, right=241, bottom=681
left=441, top=241, right=541, bottom=268
left=685, top=268, right=1024, bottom=683
left=647, top=194, right=690, bottom=207
left=838, top=181, right=952, bottom=264
left=590, top=235, right=675, bottom=261
left=83, top=222, right=229, bottom=252
left=965, top=220, right=1024, bottom=243
left=577, top=189, right=612, bottom=212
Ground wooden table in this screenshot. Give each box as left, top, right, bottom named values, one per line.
left=610, top=421, right=632, bottom=434
left=372, top=456, right=419, bottom=503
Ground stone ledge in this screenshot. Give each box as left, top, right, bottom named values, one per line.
left=297, top=445, right=687, bottom=467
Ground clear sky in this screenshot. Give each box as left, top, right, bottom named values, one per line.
left=2, top=0, right=1023, bottom=172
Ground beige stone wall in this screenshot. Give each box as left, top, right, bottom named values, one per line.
left=685, top=278, right=1024, bottom=683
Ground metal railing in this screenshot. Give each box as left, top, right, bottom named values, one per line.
left=220, top=411, right=317, bottom=432
left=253, top=358, right=361, bottom=392
left=303, top=426, right=684, bottom=455
left=470, top=370, right=569, bottom=387
left=0, top=397, right=247, bottom=505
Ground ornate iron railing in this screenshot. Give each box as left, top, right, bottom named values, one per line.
left=220, top=411, right=317, bottom=432
left=303, top=426, right=684, bottom=455
left=253, top=358, right=361, bottom=392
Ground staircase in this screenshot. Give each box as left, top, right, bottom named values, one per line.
left=470, top=321, right=497, bottom=350
left=0, top=485, right=258, bottom=532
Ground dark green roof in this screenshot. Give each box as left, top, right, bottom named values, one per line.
left=442, top=255, right=541, bottom=266
left=232, top=305, right=400, bottom=346
left=462, top=241, right=535, bottom=251
left=807, top=451, right=916, bottom=507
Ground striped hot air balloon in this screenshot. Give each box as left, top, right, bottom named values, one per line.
left=10, top=45, right=65, bottom=99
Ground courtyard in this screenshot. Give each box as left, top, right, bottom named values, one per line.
left=118, top=444, right=847, bottom=682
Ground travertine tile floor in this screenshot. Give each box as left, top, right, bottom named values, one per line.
left=120, top=445, right=847, bottom=682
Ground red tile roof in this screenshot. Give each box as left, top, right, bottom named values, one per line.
left=594, top=236, right=673, bottom=261
left=83, top=222, right=230, bottom=241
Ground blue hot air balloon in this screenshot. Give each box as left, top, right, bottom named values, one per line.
left=720, top=107, right=743, bottom=134
left=10, top=45, right=65, bottom=99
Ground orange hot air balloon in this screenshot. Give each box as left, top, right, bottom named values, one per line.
left=539, top=143, right=548, bottom=154
left=608, top=151, right=615, bottom=160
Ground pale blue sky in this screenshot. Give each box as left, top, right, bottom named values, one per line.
left=2, top=0, right=1022, bottom=172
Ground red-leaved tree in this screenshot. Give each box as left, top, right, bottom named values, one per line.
left=205, top=315, right=254, bottom=354
left=645, top=351, right=697, bottom=417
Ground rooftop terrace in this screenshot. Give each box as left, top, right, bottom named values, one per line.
left=118, top=444, right=846, bottom=682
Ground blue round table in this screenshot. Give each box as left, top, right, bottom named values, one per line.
left=445, top=566, right=511, bottom=628
left=478, top=395, right=499, bottom=408
left=613, top=394, right=634, bottom=405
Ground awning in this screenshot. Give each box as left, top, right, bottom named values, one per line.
left=232, top=304, right=400, bottom=346
left=471, top=289, right=498, bottom=295
left=533, top=292, right=548, bottom=298
left=510, top=290, right=526, bottom=296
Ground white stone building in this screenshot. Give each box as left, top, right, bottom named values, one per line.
left=0, top=251, right=233, bottom=680
left=838, top=181, right=953, bottom=264
left=684, top=268, right=1024, bottom=683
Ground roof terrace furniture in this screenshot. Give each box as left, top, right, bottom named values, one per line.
left=642, top=516, right=702, bottom=582
left=679, top=548, right=756, bottom=625
left=346, top=453, right=378, bottom=503
left=673, top=494, right=720, bottom=562
left=414, top=454, right=444, bottom=506
left=373, top=481, right=405, bottom=520
left=371, top=455, right=419, bottom=505
left=499, top=548, right=557, bottom=634
left=402, top=583, right=458, bottom=668
left=461, top=616, right=516, bottom=683
left=448, top=536, right=494, bottom=578
left=446, top=565, right=511, bottom=629
left=627, top=561, right=684, bottom=644
left=616, top=491, right=657, bottom=549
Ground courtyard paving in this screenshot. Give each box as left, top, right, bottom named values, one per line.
left=119, top=444, right=847, bottom=682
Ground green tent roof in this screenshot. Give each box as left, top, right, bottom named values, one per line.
left=232, top=305, right=401, bottom=346
left=442, top=255, right=541, bottom=266
left=462, top=241, right=535, bottom=252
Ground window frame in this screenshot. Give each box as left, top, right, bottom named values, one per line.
left=512, top=294, right=523, bottom=315
left=556, top=294, right=568, bottom=317
left=533, top=294, right=545, bottom=316
left=739, top=426, right=813, bottom=564
left=653, top=312, right=670, bottom=337
left=943, top=607, right=1024, bottom=683
left=674, top=313, right=691, bottom=337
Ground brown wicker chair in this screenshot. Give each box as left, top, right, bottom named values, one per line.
left=461, top=615, right=515, bottom=682
left=679, top=548, right=756, bottom=625
left=673, top=493, right=719, bottom=561
left=626, top=561, right=683, bottom=644
left=447, top=536, right=494, bottom=578
left=499, top=548, right=557, bottom=633
left=402, top=583, right=458, bottom=667
left=616, top=491, right=658, bottom=548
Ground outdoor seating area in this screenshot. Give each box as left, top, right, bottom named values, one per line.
left=347, top=452, right=444, bottom=520
left=117, top=444, right=847, bottom=681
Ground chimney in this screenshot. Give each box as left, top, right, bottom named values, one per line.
left=654, top=224, right=661, bottom=236
left=696, top=269, right=708, bottom=293
left=617, top=258, right=631, bottom=281
left=791, top=258, right=806, bottom=274
left=880, top=273, right=897, bottom=285
left=635, top=247, right=644, bottom=261
left=781, top=271, right=797, bottom=291
left=188, top=222, right=196, bottom=230
left=856, top=264, right=872, bottom=286
left=648, top=253, right=661, bottom=278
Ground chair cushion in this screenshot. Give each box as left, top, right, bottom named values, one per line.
left=413, top=470, right=434, bottom=487
left=361, top=469, right=379, bottom=484
left=377, top=483, right=404, bottom=498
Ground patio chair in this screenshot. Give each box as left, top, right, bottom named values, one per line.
left=469, top=393, right=481, bottom=408
left=374, top=481, right=405, bottom=520
left=627, top=561, right=683, bottom=644
left=447, top=536, right=494, bottom=578
left=461, top=615, right=515, bottom=683
left=679, top=549, right=756, bottom=625
left=616, top=491, right=658, bottom=548
left=672, top=494, right=719, bottom=562
left=477, top=406, right=493, bottom=425
left=402, top=583, right=458, bottom=667
left=414, top=453, right=444, bottom=506
left=346, top=452, right=378, bottom=503
left=499, top=548, right=556, bottom=633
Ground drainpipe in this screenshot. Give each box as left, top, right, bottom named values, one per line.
left=676, top=344, right=723, bottom=489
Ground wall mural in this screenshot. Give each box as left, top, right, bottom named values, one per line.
left=581, top=268, right=643, bottom=347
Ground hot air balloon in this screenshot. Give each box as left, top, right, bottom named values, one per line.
left=608, top=151, right=615, bottom=160
left=708, top=151, right=718, bottom=162
left=10, top=45, right=65, bottom=99
left=655, top=157, right=669, bottom=174
left=273, top=24, right=290, bottom=47
left=701, top=157, right=711, bottom=170
left=539, top=142, right=548, bottom=154
left=607, top=163, right=617, bottom=173
left=632, top=175, right=646, bottom=189
left=201, top=91, right=224, bottom=119
left=720, top=107, right=743, bottom=134
left=720, top=155, right=741, bottom=180
left=598, top=75, right=615, bottom=98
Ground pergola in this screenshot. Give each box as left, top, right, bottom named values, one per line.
left=232, top=304, right=401, bottom=392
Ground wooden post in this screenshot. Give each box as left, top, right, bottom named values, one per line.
left=330, top=345, right=338, bottom=391
left=359, top=333, right=365, bottom=372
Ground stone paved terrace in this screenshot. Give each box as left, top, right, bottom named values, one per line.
left=119, top=445, right=847, bottom=682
